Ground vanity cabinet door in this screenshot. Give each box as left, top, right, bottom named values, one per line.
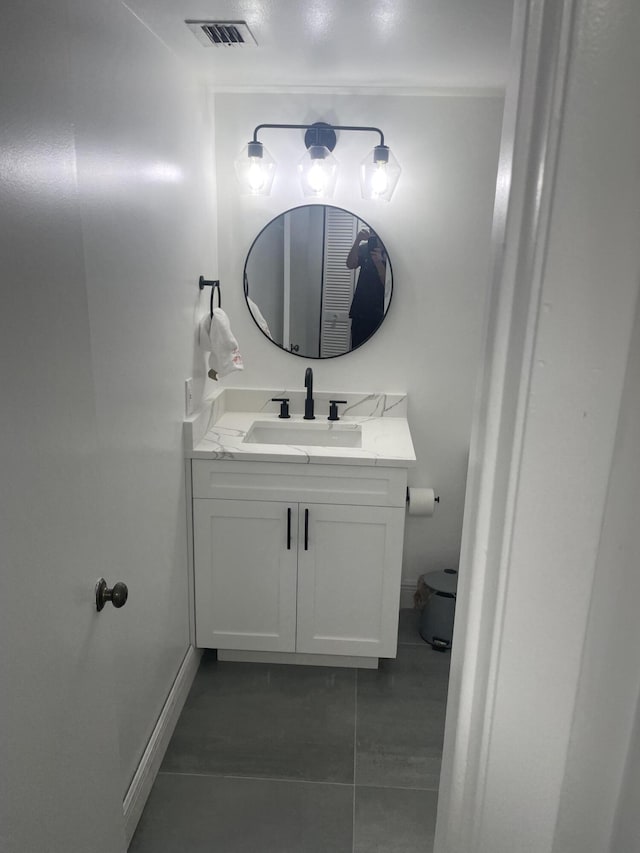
left=193, top=499, right=298, bottom=652
left=296, top=504, right=405, bottom=658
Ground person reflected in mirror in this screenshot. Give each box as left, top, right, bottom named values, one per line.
left=346, top=228, right=386, bottom=348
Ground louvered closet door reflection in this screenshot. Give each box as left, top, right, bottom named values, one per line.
left=320, top=207, right=357, bottom=356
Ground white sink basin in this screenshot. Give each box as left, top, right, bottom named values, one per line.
left=243, top=420, right=362, bottom=448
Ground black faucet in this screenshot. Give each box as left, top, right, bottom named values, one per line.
left=304, top=368, right=315, bottom=420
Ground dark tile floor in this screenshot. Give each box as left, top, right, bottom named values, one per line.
left=129, top=610, right=450, bottom=853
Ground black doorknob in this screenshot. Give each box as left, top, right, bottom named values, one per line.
left=95, top=578, right=129, bottom=612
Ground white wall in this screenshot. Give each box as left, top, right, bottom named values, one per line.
left=211, top=92, right=503, bottom=585
left=612, top=697, right=640, bottom=851
left=64, top=0, right=218, bottom=794
left=553, top=293, right=640, bottom=852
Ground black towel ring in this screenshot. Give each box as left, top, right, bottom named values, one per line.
left=199, top=276, right=221, bottom=316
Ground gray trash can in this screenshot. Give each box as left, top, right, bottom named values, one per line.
left=419, top=569, right=458, bottom=651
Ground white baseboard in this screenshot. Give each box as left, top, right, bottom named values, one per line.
left=123, top=645, right=202, bottom=847
left=400, top=579, right=418, bottom=610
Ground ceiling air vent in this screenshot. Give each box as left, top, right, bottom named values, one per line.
left=186, top=20, right=257, bottom=47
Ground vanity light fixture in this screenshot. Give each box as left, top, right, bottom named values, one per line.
left=234, top=122, right=401, bottom=201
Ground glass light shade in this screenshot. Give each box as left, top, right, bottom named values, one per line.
left=234, top=141, right=276, bottom=196
left=360, top=145, right=401, bottom=202
left=297, top=145, right=339, bottom=198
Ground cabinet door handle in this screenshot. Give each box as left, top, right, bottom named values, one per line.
left=304, top=508, right=309, bottom=551
left=287, top=507, right=292, bottom=550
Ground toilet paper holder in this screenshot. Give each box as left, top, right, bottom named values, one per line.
left=406, top=488, right=440, bottom=504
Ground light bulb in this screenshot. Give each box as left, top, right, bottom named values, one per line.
left=360, top=145, right=401, bottom=201
left=370, top=164, right=389, bottom=196
left=234, top=141, right=276, bottom=196
left=307, top=161, right=327, bottom=194
left=247, top=158, right=265, bottom=191
left=298, top=145, right=338, bottom=198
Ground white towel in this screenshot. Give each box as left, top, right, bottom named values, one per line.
left=198, top=314, right=213, bottom=350
left=247, top=297, right=273, bottom=340
left=198, top=309, right=244, bottom=380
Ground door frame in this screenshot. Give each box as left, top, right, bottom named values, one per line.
left=435, top=0, right=640, bottom=849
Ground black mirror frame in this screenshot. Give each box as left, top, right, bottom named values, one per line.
left=243, top=203, right=394, bottom=360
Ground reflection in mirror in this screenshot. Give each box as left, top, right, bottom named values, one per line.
left=244, top=205, right=393, bottom=359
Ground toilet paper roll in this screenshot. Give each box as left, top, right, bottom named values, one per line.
left=407, top=488, right=437, bottom=517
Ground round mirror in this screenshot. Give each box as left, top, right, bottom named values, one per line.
left=243, top=204, right=393, bottom=358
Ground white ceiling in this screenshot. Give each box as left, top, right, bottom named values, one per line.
left=124, top=0, right=514, bottom=92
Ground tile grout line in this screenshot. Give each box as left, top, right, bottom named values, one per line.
left=158, top=770, right=354, bottom=787
left=352, top=667, right=358, bottom=853
left=158, top=769, right=441, bottom=792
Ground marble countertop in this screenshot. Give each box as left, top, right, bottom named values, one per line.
left=184, top=388, right=416, bottom=468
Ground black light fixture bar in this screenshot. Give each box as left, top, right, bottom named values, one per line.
left=251, top=123, right=386, bottom=148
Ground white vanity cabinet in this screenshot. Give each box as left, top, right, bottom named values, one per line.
left=295, top=502, right=405, bottom=657
left=191, top=460, right=408, bottom=665
left=193, top=499, right=298, bottom=653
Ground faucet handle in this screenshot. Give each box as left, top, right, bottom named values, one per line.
left=271, top=398, right=291, bottom=419
left=328, top=400, right=347, bottom=422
